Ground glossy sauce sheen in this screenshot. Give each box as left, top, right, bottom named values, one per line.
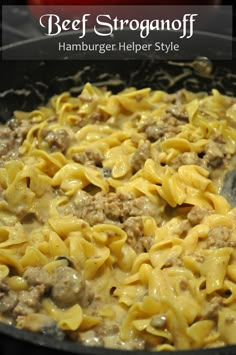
left=0, top=84, right=236, bottom=351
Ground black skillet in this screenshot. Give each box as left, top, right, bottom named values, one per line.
left=0, top=31, right=236, bottom=355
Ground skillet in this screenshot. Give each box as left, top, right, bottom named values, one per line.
left=0, top=31, right=236, bottom=355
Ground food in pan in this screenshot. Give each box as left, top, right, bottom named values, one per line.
left=0, top=84, right=236, bottom=351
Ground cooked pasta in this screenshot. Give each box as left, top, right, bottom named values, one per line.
left=0, top=83, right=236, bottom=350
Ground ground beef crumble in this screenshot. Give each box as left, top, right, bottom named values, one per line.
left=138, top=115, right=183, bottom=142
left=0, top=265, right=92, bottom=322
left=201, top=296, right=223, bottom=320
left=130, top=141, right=151, bottom=173
left=61, top=191, right=161, bottom=253
left=122, top=216, right=153, bottom=253
left=187, top=206, right=210, bottom=226
left=72, top=192, right=160, bottom=227
left=170, top=152, right=207, bottom=170
left=0, top=119, right=31, bottom=164
left=13, top=285, right=45, bottom=316
left=1, top=86, right=236, bottom=350
left=207, top=227, right=236, bottom=249
left=41, top=129, right=71, bottom=153
left=72, top=147, right=104, bottom=167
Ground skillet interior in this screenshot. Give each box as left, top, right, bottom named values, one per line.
left=0, top=36, right=236, bottom=355
left=0, top=57, right=236, bottom=123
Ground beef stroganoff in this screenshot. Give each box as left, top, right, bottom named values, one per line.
left=0, top=83, right=236, bottom=350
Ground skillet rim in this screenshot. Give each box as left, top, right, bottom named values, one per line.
left=0, top=31, right=236, bottom=355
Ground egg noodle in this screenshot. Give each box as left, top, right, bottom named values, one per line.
left=0, top=83, right=236, bottom=350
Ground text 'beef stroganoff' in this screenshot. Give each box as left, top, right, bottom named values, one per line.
left=0, top=84, right=236, bottom=350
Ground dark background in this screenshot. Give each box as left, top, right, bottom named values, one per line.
left=1, top=0, right=235, bottom=47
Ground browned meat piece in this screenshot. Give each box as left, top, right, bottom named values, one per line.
left=124, top=196, right=158, bottom=219
left=166, top=105, right=188, bottom=121
left=51, top=266, right=85, bottom=308
left=74, top=192, right=119, bottom=225
left=0, top=281, right=18, bottom=313
left=17, top=313, right=56, bottom=333
left=19, top=265, right=92, bottom=311
left=84, top=148, right=104, bottom=165
left=211, top=133, right=226, bottom=144
left=17, top=312, right=65, bottom=339
left=130, top=141, right=151, bottom=173
left=179, top=279, right=189, bottom=291
left=8, top=118, right=31, bottom=144
left=174, top=220, right=191, bottom=237
left=187, top=206, right=210, bottom=226
left=13, top=285, right=45, bottom=316
left=23, top=267, right=52, bottom=290
left=42, top=129, right=71, bottom=153
left=74, top=192, right=160, bottom=226
left=74, top=192, right=122, bottom=225
left=72, top=147, right=104, bottom=167
left=72, top=152, right=87, bottom=164
left=204, top=141, right=224, bottom=168
left=104, top=197, right=124, bottom=221
left=0, top=126, right=17, bottom=160
left=141, top=237, right=154, bottom=252
left=170, top=152, right=206, bottom=170
left=90, top=110, right=106, bottom=123
left=0, top=119, right=32, bottom=165
left=122, top=213, right=156, bottom=253
left=145, top=124, right=165, bottom=141
left=201, top=134, right=227, bottom=169
left=0, top=290, right=18, bottom=313
left=123, top=217, right=144, bottom=253
left=201, top=297, right=223, bottom=320
left=207, top=227, right=236, bottom=249
left=139, top=115, right=182, bottom=142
